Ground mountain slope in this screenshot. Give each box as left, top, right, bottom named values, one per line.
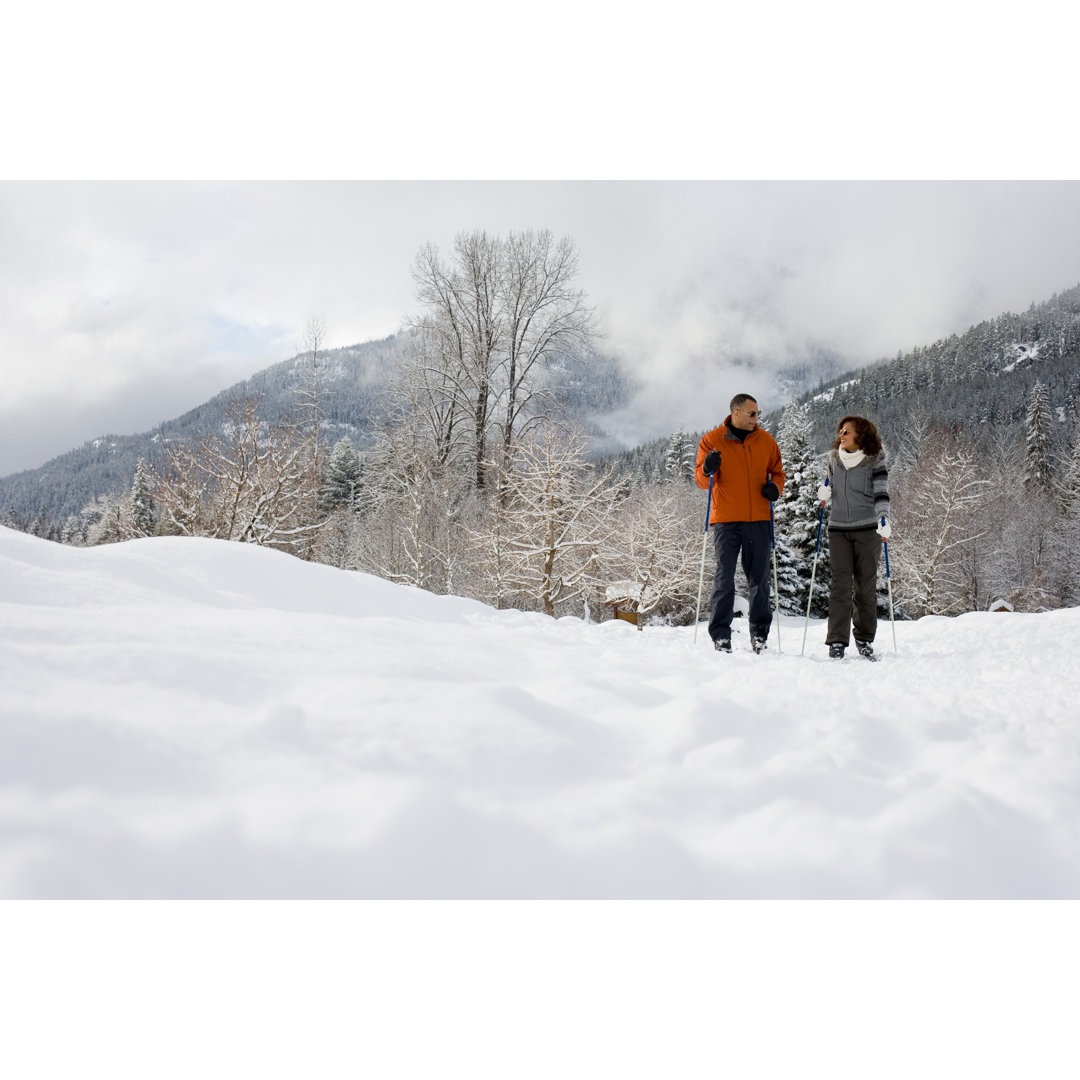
left=785, top=283, right=1080, bottom=456
left=1, top=333, right=634, bottom=527
left=7, top=280, right=1080, bottom=528
left=0, top=335, right=404, bottom=527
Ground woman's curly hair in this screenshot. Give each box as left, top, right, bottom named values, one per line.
left=832, top=415, right=882, bottom=455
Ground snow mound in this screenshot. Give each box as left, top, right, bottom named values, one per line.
left=3, top=526, right=1079, bottom=899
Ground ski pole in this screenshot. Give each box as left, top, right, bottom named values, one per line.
left=768, top=476, right=781, bottom=654
left=801, top=477, right=828, bottom=656
left=882, top=517, right=897, bottom=654
left=693, top=470, right=716, bottom=645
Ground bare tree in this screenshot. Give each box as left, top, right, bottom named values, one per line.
left=149, top=396, right=321, bottom=555
left=411, top=234, right=502, bottom=491
left=345, top=416, right=474, bottom=593
left=80, top=492, right=130, bottom=545
left=1057, top=429, right=1080, bottom=516
left=299, top=313, right=327, bottom=478
left=409, top=229, right=596, bottom=496
left=498, top=229, right=596, bottom=475
left=985, top=495, right=1065, bottom=611
left=599, top=481, right=701, bottom=623
left=393, top=320, right=471, bottom=470
left=891, top=436, right=991, bottom=616
left=1059, top=433, right=1080, bottom=604
left=494, top=422, right=616, bottom=617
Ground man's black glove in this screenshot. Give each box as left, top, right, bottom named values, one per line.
left=703, top=450, right=721, bottom=475
left=761, top=481, right=780, bottom=501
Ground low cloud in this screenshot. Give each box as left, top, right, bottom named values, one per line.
left=2, top=181, right=1079, bottom=474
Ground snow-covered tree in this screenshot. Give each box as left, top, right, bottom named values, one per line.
left=130, top=457, right=155, bottom=537
left=497, top=229, right=597, bottom=475
left=345, top=416, right=476, bottom=595
left=960, top=426, right=1070, bottom=612
left=600, top=481, right=701, bottom=624
left=1024, top=380, right=1054, bottom=492
left=320, top=436, right=361, bottom=515
left=1059, top=433, right=1080, bottom=604
left=410, top=229, right=596, bottom=493
left=891, top=437, right=991, bottom=616
left=773, top=401, right=829, bottom=616
left=1056, top=430, right=1080, bottom=517
left=984, top=494, right=1066, bottom=611
left=663, top=427, right=695, bottom=484
left=81, top=492, right=129, bottom=546
left=149, top=396, right=322, bottom=556
left=493, top=423, right=616, bottom=617
left=311, top=507, right=354, bottom=569
left=298, top=313, right=327, bottom=473
left=61, top=514, right=83, bottom=545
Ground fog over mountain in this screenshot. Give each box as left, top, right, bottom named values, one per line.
left=6, top=274, right=1080, bottom=532
left=3, top=181, right=1079, bottom=478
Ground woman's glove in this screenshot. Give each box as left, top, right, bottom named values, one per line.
left=876, top=517, right=892, bottom=539
left=817, top=483, right=831, bottom=503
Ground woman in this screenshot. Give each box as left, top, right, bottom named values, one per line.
left=817, top=415, right=891, bottom=660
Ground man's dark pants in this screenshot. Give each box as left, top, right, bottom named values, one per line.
left=708, top=520, right=773, bottom=645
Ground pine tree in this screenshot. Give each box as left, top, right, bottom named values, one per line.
left=130, top=457, right=155, bottom=537
left=1024, top=380, right=1054, bottom=492
left=320, top=436, right=362, bottom=514
left=663, top=427, right=695, bottom=484
left=773, top=401, right=830, bottom=616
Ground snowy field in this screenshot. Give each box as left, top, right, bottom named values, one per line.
left=3, top=523, right=1080, bottom=900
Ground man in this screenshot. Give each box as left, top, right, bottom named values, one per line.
left=695, top=394, right=786, bottom=653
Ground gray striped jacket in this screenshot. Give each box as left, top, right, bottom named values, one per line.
left=825, top=449, right=890, bottom=531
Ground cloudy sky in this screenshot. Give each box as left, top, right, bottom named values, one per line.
left=2, top=179, right=1079, bottom=475
left=3, top=3, right=1078, bottom=477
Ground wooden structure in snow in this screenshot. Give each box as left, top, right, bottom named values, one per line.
left=604, top=581, right=660, bottom=630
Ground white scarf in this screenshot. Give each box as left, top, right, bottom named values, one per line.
left=838, top=448, right=866, bottom=470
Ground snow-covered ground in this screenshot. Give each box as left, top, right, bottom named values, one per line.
left=3, top=524, right=1079, bottom=899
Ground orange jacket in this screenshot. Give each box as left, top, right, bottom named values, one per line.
left=695, top=417, right=786, bottom=524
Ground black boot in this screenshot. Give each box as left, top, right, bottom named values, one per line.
left=828, top=643, right=846, bottom=659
